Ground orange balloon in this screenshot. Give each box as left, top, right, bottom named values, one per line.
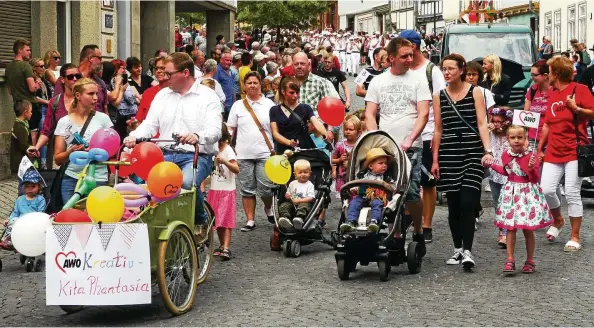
left=147, top=162, right=183, bottom=198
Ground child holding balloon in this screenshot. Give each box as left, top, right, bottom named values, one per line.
left=0, top=169, right=45, bottom=250
left=333, top=115, right=362, bottom=194
left=207, top=125, right=239, bottom=261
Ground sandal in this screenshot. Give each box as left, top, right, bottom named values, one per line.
left=564, top=240, right=582, bottom=252
left=213, top=247, right=223, bottom=257
left=546, top=225, right=563, bottom=242
left=503, top=260, right=516, bottom=273
left=522, top=260, right=536, bottom=273
left=219, top=248, right=231, bottom=261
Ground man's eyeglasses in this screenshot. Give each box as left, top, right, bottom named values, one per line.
left=90, top=55, right=103, bottom=61
left=65, top=73, right=83, bottom=81
left=164, top=69, right=185, bottom=78
left=466, top=72, right=478, bottom=77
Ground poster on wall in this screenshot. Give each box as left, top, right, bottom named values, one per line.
left=46, top=223, right=151, bottom=305
left=102, top=11, right=114, bottom=34
left=102, top=0, right=114, bottom=9
left=101, top=34, right=115, bottom=59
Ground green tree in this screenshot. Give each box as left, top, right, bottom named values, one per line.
left=237, top=0, right=329, bottom=30
left=176, top=12, right=206, bottom=28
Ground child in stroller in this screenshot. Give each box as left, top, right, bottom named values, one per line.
left=278, top=159, right=315, bottom=231
left=341, top=148, right=396, bottom=233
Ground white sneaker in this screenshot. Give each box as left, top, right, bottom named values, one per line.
left=461, top=250, right=475, bottom=269
left=446, top=248, right=463, bottom=265
left=293, top=217, right=304, bottom=230
left=278, top=217, right=293, bottom=230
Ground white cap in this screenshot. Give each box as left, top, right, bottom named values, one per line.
left=254, top=53, right=268, bottom=61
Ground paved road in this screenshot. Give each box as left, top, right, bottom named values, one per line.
left=1, top=77, right=594, bottom=326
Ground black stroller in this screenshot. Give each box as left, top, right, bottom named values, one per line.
left=334, top=131, right=423, bottom=281
left=270, top=148, right=337, bottom=257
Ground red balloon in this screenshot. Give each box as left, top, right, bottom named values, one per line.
left=318, top=96, right=345, bottom=126
left=109, top=152, right=134, bottom=178
left=130, top=142, right=164, bottom=180
left=54, top=209, right=92, bottom=223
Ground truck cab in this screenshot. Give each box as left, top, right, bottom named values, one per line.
left=439, top=23, right=537, bottom=109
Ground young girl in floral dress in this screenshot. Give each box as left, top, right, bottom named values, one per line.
left=487, top=107, right=513, bottom=248
left=332, top=115, right=361, bottom=194
left=486, top=125, right=552, bottom=274
left=207, top=125, right=239, bottom=261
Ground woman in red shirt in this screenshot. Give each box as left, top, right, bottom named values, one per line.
left=136, top=56, right=169, bottom=123
left=537, top=56, right=594, bottom=252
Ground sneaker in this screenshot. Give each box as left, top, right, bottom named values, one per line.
left=240, top=221, right=256, bottom=232
left=446, top=248, right=463, bottom=265
left=412, top=233, right=427, bottom=257
left=340, top=221, right=355, bottom=233
left=265, top=207, right=275, bottom=224
left=461, top=250, right=475, bottom=269
left=278, top=217, right=293, bottom=230
left=293, top=217, right=304, bottom=230
left=423, top=228, right=433, bottom=243
left=367, top=220, right=379, bottom=233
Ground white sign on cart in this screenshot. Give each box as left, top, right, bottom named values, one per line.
left=46, top=223, right=151, bottom=305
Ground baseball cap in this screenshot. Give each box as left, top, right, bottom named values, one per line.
left=399, top=29, right=421, bottom=47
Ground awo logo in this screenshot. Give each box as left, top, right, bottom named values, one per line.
left=55, top=251, right=81, bottom=274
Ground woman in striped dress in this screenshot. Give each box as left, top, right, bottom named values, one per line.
left=431, top=54, right=494, bottom=270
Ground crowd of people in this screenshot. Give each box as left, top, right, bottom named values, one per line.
left=3, top=24, right=594, bottom=273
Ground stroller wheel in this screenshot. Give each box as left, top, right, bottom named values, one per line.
left=290, top=240, right=301, bottom=257
left=25, top=258, right=34, bottom=272
left=378, top=260, right=389, bottom=281
left=407, top=241, right=423, bottom=274
left=336, top=259, right=350, bottom=280
left=34, top=259, right=43, bottom=272
left=19, top=254, right=26, bottom=265
left=282, top=240, right=292, bottom=257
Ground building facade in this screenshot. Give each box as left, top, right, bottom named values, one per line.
left=416, top=0, right=444, bottom=34
left=339, top=0, right=392, bottom=34
left=540, top=0, right=589, bottom=55
left=390, top=0, right=415, bottom=32
left=318, top=0, right=340, bottom=31
left=0, top=0, right=236, bottom=179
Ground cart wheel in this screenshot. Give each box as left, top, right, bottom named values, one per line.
left=59, top=305, right=84, bottom=314
left=20, top=254, right=26, bottom=265
left=25, top=258, right=34, bottom=272
left=290, top=240, right=301, bottom=257
left=34, top=259, right=43, bottom=272
left=378, top=260, right=389, bottom=281
left=157, top=226, right=199, bottom=316
left=337, top=259, right=350, bottom=280
left=196, top=209, right=215, bottom=285
left=407, top=241, right=422, bottom=274
left=282, top=240, right=292, bottom=257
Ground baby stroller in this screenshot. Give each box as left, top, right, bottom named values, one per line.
left=334, top=130, right=423, bottom=281
left=271, top=147, right=337, bottom=257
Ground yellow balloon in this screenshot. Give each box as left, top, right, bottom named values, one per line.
left=264, top=155, right=292, bottom=184
left=87, top=186, right=125, bottom=223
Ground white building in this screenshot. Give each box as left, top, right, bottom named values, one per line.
left=338, top=0, right=412, bottom=34
left=416, top=0, right=445, bottom=34
left=539, top=0, right=589, bottom=54
left=391, top=0, right=415, bottom=32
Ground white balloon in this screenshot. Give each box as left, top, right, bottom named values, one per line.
left=11, top=212, right=51, bottom=257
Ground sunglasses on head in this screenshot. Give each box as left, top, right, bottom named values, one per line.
left=65, top=73, right=83, bottom=80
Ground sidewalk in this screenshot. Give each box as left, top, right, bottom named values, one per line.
left=0, top=178, right=18, bottom=218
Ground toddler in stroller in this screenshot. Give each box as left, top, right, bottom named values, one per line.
left=341, top=148, right=396, bottom=233
left=278, top=159, right=315, bottom=231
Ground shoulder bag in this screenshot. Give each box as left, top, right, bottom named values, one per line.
left=46, top=110, right=96, bottom=214
left=243, top=99, right=276, bottom=156
left=442, top=88, right=480, bottom=137
left=570, top=86, right=594, bottom=177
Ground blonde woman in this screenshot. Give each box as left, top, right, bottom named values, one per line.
left=30, top=57, right=51, bottom=169
left=54, top=78, right=113, bottom=201
left=480, top=54, right=512, bottom=106
left=43, top=50, right=61, bottom=86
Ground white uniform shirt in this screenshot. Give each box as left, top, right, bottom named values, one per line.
left=130, top=81, right=222, bottom=154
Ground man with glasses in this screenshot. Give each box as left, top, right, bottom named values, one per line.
left=124, top=52, right=222, bottom=235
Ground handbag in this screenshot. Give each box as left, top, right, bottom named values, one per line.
left=570, top=87, right=594, bottom=177
left=442, top=88, right=480, bottom=137
left=243, top=99, right=276, bottom=156
left=46, top=110, right=96, bottom=214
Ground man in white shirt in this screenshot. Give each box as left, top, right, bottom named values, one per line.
left=364, top=37, right=431, bottom=256
left=368, top=32, right=380, bottom=67
left=124, top=52, right=222, bottom=228
left=191, top=49, right=205, bottom=78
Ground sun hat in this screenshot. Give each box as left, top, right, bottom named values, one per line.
left=364, top=148, right=392, bottom=168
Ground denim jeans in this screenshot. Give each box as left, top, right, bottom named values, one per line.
left=163, top=151, right=213, bottom=225
left=39, top=105, right=48, bottom=166
left=347, top=196, right=384, bottom=223
left=61, top=175, right=108, bottom=205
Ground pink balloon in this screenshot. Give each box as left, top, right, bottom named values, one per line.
left=89, top=128, right=121, bottom=158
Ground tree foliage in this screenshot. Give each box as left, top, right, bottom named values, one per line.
left=237, top=0, right=330, bottom=30
left=176, top=12, right=206, bottom=28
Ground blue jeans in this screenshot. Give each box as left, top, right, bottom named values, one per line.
left=61, top=175, right=108, bottom=205
left=39, top=105, right=48, bottom=166
left=163, top=151, right=213, bottom=225
left=347, top=195, right=384, bottom=223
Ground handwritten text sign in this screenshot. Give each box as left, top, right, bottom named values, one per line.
left=513, top=110, right=540, bottom=129
left=46, top=223, right=151, bottom=305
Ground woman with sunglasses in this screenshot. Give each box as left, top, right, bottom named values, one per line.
left=30, top=57, right=51, bottom=169
left=43, top=50, right=61, bottom=87
left=524, top=60, right=551, bottom=146
left=27, top=64, right=82, bottom=162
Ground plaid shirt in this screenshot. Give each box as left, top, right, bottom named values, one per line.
left=299, top=72, right=340, bottom=114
